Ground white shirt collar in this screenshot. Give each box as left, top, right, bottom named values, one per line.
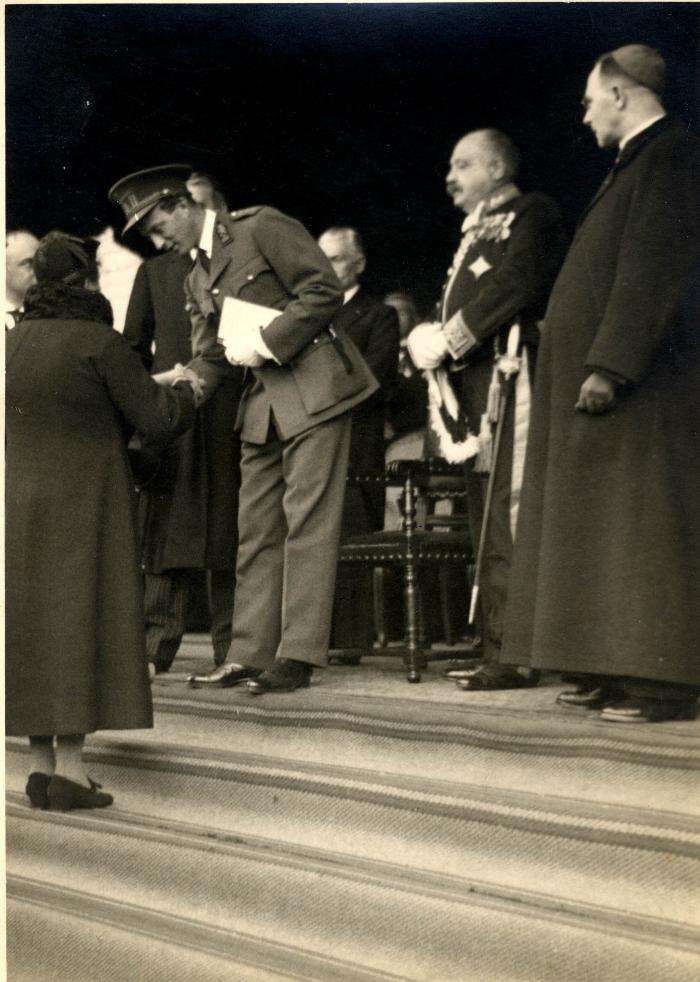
left=343, top=284, right=360, bottom=304
left=619, top=112, right=666, bottom=151
left=5, top=299, right=22, bottom=330
left=195, top=208, right=217, bottom=259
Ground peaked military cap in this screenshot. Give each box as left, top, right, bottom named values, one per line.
left=108, top=164, right=192, bottom=233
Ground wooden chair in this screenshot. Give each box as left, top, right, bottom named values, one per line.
left=337, top=459, right=473, bottom=682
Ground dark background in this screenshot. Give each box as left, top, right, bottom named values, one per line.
left=6, top=3, right=700, bottom=310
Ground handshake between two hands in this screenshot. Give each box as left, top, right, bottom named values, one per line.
left=152, top=364, right=208, bottom=405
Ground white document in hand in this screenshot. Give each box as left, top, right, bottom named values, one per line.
left=217, top=296, right=280, bottom=350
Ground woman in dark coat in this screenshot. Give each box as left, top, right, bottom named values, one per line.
left=6, top=232, right=203, bottom=810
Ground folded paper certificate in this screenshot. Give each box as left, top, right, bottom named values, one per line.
left=217, top=296, right=280, bottom=350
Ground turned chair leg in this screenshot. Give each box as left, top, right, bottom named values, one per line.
left=439, top=566, right=454, bottom=646
left=401, top=470, right=425, bottom=683
left=373, top=566, right=389, bottom=647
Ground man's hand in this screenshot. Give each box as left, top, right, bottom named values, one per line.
left=575, top=372, right=616, bottom=414
left=225, top=348, right=265, bottom=368
left=406, top=321, right=448, bottom=370
left=223, top=324, right=268, bottom=368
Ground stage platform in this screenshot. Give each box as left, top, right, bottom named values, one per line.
left=7, top=634, right=700, bottom=982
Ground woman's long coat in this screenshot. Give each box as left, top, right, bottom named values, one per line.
left=6, top=285, right=196, bottom=735
left=503, top=118, right=700, bottom=686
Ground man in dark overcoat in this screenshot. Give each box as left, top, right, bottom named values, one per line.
left=319, top=226, right=400, bottom=657
left=502, top=46, right=700, bottom=722
left=124, top=216, right=241, bottom=673
left=408, top=130, right=566, bottom=689
left=110, top=166, right=378, bottom=694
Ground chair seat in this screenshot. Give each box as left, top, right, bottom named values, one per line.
left=339, top=530, right=472, bottom=564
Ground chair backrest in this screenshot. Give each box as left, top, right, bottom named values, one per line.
left=384, top=458, right=469, bottom=533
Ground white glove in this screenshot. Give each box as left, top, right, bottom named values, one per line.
left=223, top=322, right=268, bottom=368
left=407, top=321, right=448, bottom=370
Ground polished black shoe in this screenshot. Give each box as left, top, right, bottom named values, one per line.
left=328, top=653, right=362, bottom=666
left=187, top=662, right=261, bottom=688
left=247, top=658, right=313, bottom=695
left=26, top=772, right=51, bottom=809
left=457, top=666, right=540, bottom=691
left=48, top=775, right=114, bottom=811
left=556, top=682, right=623, bottom=709
left=600, top=697, right=698, bottom=724
left=442, top=660, right=484, bottom=680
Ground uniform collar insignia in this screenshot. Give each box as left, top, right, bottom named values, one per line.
left=215, top=221, right=233, bottom=247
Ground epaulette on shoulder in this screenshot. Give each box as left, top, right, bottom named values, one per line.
left=229, top=206, right=265, bottom=221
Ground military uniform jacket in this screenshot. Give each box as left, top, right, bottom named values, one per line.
left=440, top=189, right=567, bottom=367
left=186, top=207, right=378, bottom=443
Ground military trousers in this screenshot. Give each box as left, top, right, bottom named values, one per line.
left=227, top=413, right=352, bottom=670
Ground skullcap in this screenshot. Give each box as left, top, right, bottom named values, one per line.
left=607, top=44, right=665, bottom=95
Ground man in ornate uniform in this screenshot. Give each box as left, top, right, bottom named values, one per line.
left=503, top=46, right=700, bottom=722
left=110, top=166, right=377, bottom=694
left=408, top=129, right=566, bottom=689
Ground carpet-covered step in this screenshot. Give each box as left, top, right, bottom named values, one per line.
left=7, top=876, right=389, bottom=982
left=7, top=803, right=700, bottom=982
left=133, top=680, right=700, bottom=814
left=7, top=741, right=700, bottom=928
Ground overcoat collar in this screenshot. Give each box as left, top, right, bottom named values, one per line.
left=22, top=282, right=114, bottom=326
left=578, top=116, right=676, bottom=226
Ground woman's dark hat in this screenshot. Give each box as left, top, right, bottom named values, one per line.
left=108, top=164, right=192, bottom=233
left=33, top=232, right=100, bottom=284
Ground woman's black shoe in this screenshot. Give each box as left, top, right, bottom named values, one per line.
left=48, top=775, right=114, bottom=811
left=26, top=772, right=52, bottom=809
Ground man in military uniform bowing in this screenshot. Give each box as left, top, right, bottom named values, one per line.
left=110, top=165, right=378, bottom=694
left=408, top=129, right=566, bottom=690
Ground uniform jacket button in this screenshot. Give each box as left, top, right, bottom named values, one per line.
left=211, top=287, right=220, bottom=296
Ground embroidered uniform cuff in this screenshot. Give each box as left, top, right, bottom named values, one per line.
left=443, top=310, right=479, bottom=361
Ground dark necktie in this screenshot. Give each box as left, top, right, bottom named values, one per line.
left=197, top=248, right=210, bottom=274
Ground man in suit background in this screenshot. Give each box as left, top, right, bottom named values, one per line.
left=503, top=46, right=700, bottom=722
left=109, top=166, right=377, bottom=694
left=6, top=229, right=39, bottom=329
left=408, top=129, right=566, bottom=690
left=318, top=227, right=399, bottom=659
left=123, top=172, right=240, bottom=674
left=318, top=227, right=399, bottom=534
